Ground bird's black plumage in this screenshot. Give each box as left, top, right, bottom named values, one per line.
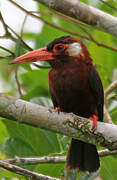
left=47, top=36, right=70, bottom=51
left=87, top=64, right=104, bottom=121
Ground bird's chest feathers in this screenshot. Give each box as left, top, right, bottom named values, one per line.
left=49, top=61, right=89, bottom=97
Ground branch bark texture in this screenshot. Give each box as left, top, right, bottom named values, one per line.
left=0, top=160, right=59, bottom=180
left=0, top=94, right=117, bottom=150
left=36, top=0, right=117, bottom=36
left=6, top=149, right=117, bottom=166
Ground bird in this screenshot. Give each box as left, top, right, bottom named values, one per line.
left=9, top=36, right=104, bottom=173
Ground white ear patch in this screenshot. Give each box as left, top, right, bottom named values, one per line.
left=67, top=42, right=82, bottom=56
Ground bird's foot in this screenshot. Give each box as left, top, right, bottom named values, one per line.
left=55, top=107, right=61, bottom=113
left=89, top=115, right=98, bottom=130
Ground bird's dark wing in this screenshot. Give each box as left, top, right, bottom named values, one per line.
left=87, top=64, right=104, bottom=121
left=50, top=89, right=58, bottom=108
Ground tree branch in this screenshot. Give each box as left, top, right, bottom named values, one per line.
left=100, top=0, right=117, bottom=11
left=6, top=156, right=65, bottom=165
left=35, top=0, right=117, bottom=37
left=104, top=104, right=113, bottom=124
left=5, top=149, right=117, bottom=166
left=104, top=80, right=117, bottom=98
left=0, top=46, right=15, bottom=56
left=104, top=80, right=117, bottom=124
left=0, top=160, right=60, bottom=180
left=0, top=55, right=14, bottom=59
left=8, top=0, right=117, bottom=52
left=0, top=12, right=32, bottom=51
left=0, top=94, right=117, bottom=150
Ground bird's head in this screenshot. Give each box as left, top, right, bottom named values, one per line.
left=9, top=36, right=92, bottom=67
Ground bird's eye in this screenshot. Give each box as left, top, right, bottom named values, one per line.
left=53, top=43, right=66, bottom=52
left=56, top=45, right=64, bottom=50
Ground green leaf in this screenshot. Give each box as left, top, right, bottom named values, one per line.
left=35, top=163, right=65, bottom=178
left=4, top=137, right=36, bottom=171
left=100, top=156, right=117, bottom=180
left=4, top=137, right=35, bottom=158
left=88, top=30, right=117, bottom=88
left=35, top=23, right=65, bottom=49
left=30, top=96, right=53, bottom=108
left=23, top=85, right=49, bottom=101
left=36, top=4, right=66, bottom=49
left=21, top=69, right=49, bottom=89
left=0, top=119, right=9, bottom=145
left=20, top=69, right=49, bottom=100
left=3, top=119, right=60, bottom=156
left=20, top=63, right=32, bottom=71
left=110, top=106, right=117, bottom=124
left=0, top=168, right=25, bottom=179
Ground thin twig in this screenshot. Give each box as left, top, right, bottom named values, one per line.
left=36, top=0, right=117, bottom=37
left=0, top=55, right=14, bottom=59
left=8, top=0, right=88, bottom=38
left=0, top=160, right=60, bottom=180
left=54, top=12, right=117, bottom=51
left=34, top=9, right=117, bottom=52
left=7, top=25, right=33, bottom=51
left=0, top=13, right=10, bottom=36
left=104, top=80, right=117, bottom=98
left=15, top=70, right=23, bottom=99
left=0, top=12, right=32, bottom=51
left=14, top=15, right=28, bottom=99
left=6, top=156, right=65, bottom=165
left=104, top=80, right=117, bottom=124
left=99, top=149, right=117, bottom=157
left=5, top=149, right=117, bottom=166
left=8, top=0, right=117, bottom=52
left=21, top=14, right=28, bottom=35
left=0, top=46, right=15, bottom=56
left=104, top=104, right=113, bottom=124
left=100, top=0, right=117, bottom=11
left=0, top=34, right=8, bottom=38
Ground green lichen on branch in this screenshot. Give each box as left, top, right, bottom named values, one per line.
left=64, top=114, right=117, bottom=150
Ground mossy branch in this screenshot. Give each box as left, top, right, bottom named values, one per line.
left=36, top=0, right=117, bottom=37
left=0, top=93, right=117, bottom=150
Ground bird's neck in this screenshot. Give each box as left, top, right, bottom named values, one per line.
left=48, top=56, right=68, bottom=69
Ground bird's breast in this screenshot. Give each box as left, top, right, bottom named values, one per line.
left=49, top=61, right=96, bottom=117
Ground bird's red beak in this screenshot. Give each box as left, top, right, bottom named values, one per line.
left=9, top=47, right=55, bottom=64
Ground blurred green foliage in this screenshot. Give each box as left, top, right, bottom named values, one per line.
left=0, top=0, right=117, bottom=179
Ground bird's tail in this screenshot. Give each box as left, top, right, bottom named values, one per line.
left=66, top=138, right=100, bottom=172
